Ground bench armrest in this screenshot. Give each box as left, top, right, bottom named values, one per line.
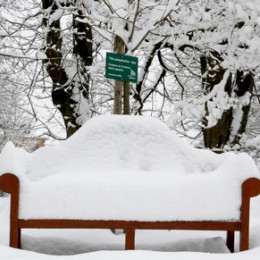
left=0, top=173, right=20, bottom=248
left=240, top=177, right=260, bottom=251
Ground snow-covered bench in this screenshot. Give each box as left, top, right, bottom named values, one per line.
left=0, top=115, right=260, bottom=252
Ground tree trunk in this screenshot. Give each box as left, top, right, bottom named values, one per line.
left=230, top=70, right=254, bottom=145
left=73, top=7, right=93, bottom=98
left=201, top=52, right=233, bottom=149
left=41, top=0, right=92, bottom=138
left=201, top=52, right=254, bottom=149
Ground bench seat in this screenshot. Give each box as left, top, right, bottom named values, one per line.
left=19, top=171, right=243, bottom=221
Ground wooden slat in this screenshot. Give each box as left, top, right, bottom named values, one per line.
left=18, top=219, right=241, bottom=231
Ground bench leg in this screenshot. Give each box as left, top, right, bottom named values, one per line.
left=226, top=231, right=234, bottom=253
left=125, top=228, right=135, bottom=250
left=10, top=226, right=21, bottom=249
left=240, top=225, right=249, bottom=251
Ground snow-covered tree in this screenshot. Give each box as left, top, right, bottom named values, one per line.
left=0, top=0, right=260, bottom=155
left=41, top=0, right=93, bottom=137
left=150, top=0, right=260, bottom=150
left=0, top=2, right=36, bottom=150
left=0, top=72, right=34, bottom=151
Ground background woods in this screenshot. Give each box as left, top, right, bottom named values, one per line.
left=0, top=0, right=259, bottom=164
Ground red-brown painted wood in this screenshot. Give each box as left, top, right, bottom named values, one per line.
left=240, top=177, right=260, bottom=251
left=0, top=173, right=20, bottom=248
left=125, top=228, right=135, bottom=250
left=18, top=219, right=241, bottom=230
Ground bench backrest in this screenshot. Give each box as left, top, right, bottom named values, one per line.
left=24, top=115, right=221, bottom=181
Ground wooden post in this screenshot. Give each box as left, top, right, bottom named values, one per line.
left=0, top=173, right=20, bottom=248
left=125, top=228, right=135, bottom=250
left=113, top=35, right=125, bottom=115
left=123, top=82, right=130, bottom=115
left=114, top=80, right=123, bottom=115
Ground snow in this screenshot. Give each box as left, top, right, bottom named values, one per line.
left=49, top=8, right=63, bottom=23
left=244, top=135, right=260, bottom=150
left=71, top=86, right=90, bottom=126
left=0, top=115, right=258, bottom=221
left=1, top=244, right=260, bottom=260
left=1, top=190, right=260, bottom=259
left=36, top=51, right=47, bottom=60
left=0, top=115, right=260, bottom=258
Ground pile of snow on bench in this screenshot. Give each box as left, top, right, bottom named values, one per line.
left=0, top=115, right=258, bottom=221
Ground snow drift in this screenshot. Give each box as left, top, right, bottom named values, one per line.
left=2, top=245, right=260, bottom=260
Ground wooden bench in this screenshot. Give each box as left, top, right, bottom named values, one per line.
left=0, top=173, right=260, bottom=252
left=0, top=116, right=260, bottom=252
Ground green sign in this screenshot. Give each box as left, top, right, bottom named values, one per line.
left=105, top=52, right=138, bottom=83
